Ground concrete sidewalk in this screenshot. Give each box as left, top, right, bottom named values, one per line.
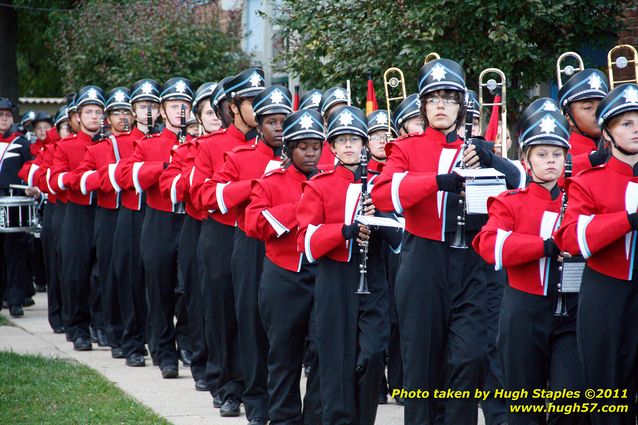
left=0, top=292, right=410, bottom=425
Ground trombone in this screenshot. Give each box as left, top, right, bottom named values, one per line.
left=608, top=44, right=638, bottom=89
left=478, top=68, right=507, bottom=158
left=383, top=67, right=407, bottom=140
left=424, top=52, right=440, bottom=65
left=556, top=51, right=584, bottom=89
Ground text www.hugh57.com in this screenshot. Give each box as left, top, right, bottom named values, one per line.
left=510, top=403, right=629, bottom=415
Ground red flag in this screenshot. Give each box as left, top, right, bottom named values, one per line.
left=366, top=72, right=378, bottom=116
left=293, top=86, right=300, bottom=111
left=484, top=95, right=501, bottom=142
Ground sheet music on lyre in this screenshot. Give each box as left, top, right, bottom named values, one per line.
left=452, top=168, right=507, bottom=215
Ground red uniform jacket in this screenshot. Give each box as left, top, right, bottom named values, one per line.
left=371, top=127, right=463, bottom=242
left=111, top=127, right=145, bottom=211
left=555, top=156, right=638, bottom=281
left=73, top=136, right=123, bottom=210
left=202, top=140, right=281, bottom=231
left=29, top=139, right=44, bottom=157
left=190, top=124, right=253, bottom=226
left=50, top=131, right=97, bottom=205
left=472, top=183, right=562, bottom=296
left=318, top=140, right=336, bottom=169
left=36, top=135, right=69, bottom=204
left=20, top=128, right=60, bottom=203
left=297, top=165, right=364, bottom=263
left=117, top=128, right=190, bottom=213
left=246, top=165, right=308, bottom=272
left=159, top=139, right=204, bottom=220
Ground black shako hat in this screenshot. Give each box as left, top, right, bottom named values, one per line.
left=130, top=79, right=161, bottom=103
left=326, top=105, right=368, bottom=141
left=418, top=58, right=466, bottom=97
left=252, top=85, right=293, bottom=118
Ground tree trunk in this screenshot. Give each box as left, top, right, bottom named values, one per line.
left=0, top=0, right=19, bottom=104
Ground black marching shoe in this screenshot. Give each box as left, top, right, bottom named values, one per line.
left=179, top=349, right=192, bottom=366
left=213, top=394, right=222, bottom=408
left=195, top=379, right=209, bottom=392
left=111, top=347, right=125, bottom=359
left=73, top=337, right=92, bottom=351
left=52, top=326, right=65, bottom=334
left=35, top=284, right=47, bottom=293
left=160, top=365, right=178, bottom=379
left=9, top=305, right=24, bottom=317
left=248, top=419, right=267, bottom=425
left=220, top=397, right=240, bottom=417
left=395, top=397, right=405, bottom=406
left=126, top=353, right=146, bottom=367
left=96, top=329, right=109, bottom=347
left=22, top=297, right=35, bottom=307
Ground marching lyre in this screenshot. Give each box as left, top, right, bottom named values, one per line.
left=607, top=44, right=638, bottom=89
left=556, top=51, right=584, bottom=89
left=383, top=67, right=406, bottom=140
left=478, top=68, right=507, bottom=158
left=424, top=52, right=440, bottom=65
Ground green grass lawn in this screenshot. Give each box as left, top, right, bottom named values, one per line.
left=0, top=352, right=170, bottom=424
left=0, top=313, right=8, bottom=326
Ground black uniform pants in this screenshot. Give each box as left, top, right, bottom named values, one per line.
left=1, top=232, right=30, bottom=307
left=259, top=258, right=322, bottom=425
left=113, top=206, right=147, bottom=358
left=198, top=218, right=242, bottom=401
left=578, top=266, right=638, bottom=425
left=94, top=207, right=122, bottom=347
left=60, top=202, right=96, bottom=341
left=315, top=253, right=389, bottom=425
left=480, top=265, right=507, bottom=425
left=177, top=215, right=205, bottom=380
left=51, top=201, right=67, bottom=327
left=396, top=232, right=486, bottom=425
left=232, top=229, right=268, bottom=420
left=380, top=249, right=402, bottom=399
left=140, top=207, right=183, bottom=368
left=499, top=285, right=585, bottom=425
left=42, top=202, right=63, bottom=329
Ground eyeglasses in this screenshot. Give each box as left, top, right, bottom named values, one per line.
left=334, top=136, right=363, bottom=144
left=369, top=134, right=388, bottom=143
left=425, top=97, right=459, bottom=106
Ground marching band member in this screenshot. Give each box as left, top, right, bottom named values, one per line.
left=474, top=105, right=586, bottom=425
left=557, top=68, right=610, bottom=174
left=371, top=58, right=488, bottom=425
left=199, top=85, right=292, bottom=424
left=245, top=109, right=324, bottom=425
left=297, top=105, right=394, bottom=425
left=72, top=87, right=133, bottom=358
left=50, top=85, right=106, bottom=351
left=112, top=78, right=161, bottom=367
left=391, top=93, right=423, bottom=136
left=118, top=77, right=193, bottom=378
left=317, top=87, right=348, bottom=167
left=555, top=83, right=638, bottom=425
left=162, top=81, right=217, bottom=389
left=190, top=68, right=264, bottom=416
left=298, top=89, right=323, bottom=112
left=0, top=98, right=32, bottom=318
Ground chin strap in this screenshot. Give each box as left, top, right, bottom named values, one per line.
left=605, top=128, right=638, bottom=156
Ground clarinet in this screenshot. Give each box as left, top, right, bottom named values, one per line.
left=179, top=104, right=187, bottom=144
left=355, top=148, right=370, bottom=295
left=554, top=154, right=572, bottom=317
left=450, top=105, right=474, bottom=249
left=99, top=114, right=106, bottom=140
left=123, top=118, right=130, bottom=133
left=146, top=107, right=153, bottom=136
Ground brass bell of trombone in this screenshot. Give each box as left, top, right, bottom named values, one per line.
left=556, top=51, right=585, bottom=89
left=607, top=44, right=638, bottom=89
left=478, top=68, right=508, bottom=158
left=383, top=67, right=407, bottom=140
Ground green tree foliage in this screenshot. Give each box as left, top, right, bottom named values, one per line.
left=273, top=0, right=627, bottom=116
left=48, top=0, right=250, bottom=93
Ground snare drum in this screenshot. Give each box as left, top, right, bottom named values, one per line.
left=0, top=196, right=38, bottom=233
